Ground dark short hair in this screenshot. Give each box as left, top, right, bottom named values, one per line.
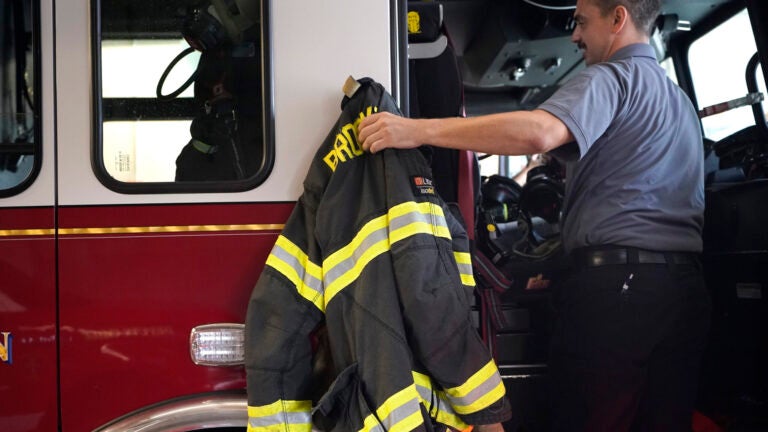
left=592, top=0, right=662, bottom=35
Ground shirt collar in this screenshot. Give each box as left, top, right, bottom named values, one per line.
left=608, top=43, right=657, bottom=62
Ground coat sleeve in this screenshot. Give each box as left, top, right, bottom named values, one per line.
left=391, top=191, right=512, bottom=425
left=245, top=193, right=326, bottom=432
left=442, top=202, right=512, bottom=425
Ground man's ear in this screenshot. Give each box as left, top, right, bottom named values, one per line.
left=611, top=5, right=629, bottom=34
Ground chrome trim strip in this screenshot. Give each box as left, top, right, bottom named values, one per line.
left=93, top=392, right=248, bottom=432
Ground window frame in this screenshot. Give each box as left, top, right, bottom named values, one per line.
left=90, top=0, right=274, bottom=194
left=0, top=0, right=42, bottom=198
left=669, top=3, right=751, bottom=115
left=686, top=7, right=765, bottom=141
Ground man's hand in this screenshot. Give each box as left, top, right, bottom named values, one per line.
left=472, top=422, right=505, bottom=432
left=358, top=112, right=424, bottom=153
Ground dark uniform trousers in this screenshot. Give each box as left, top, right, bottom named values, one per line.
left=549, top=246, right=711, bottom=432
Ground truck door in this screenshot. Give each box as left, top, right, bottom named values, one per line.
left=5, top=0, right=397, bottom=430
left=57, top=0, right=395, bottom=431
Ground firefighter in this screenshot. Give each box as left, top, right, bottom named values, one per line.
left=359, top=0, right=710, bottom=431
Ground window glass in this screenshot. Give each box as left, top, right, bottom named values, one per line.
left=96, top=0, right=271, bottom=190
left=659, top=57, right=678, bottom=85
left=689, top=9, right=766, bottom=141
left=1, top=0, right=39, bottom=196
left=753, top=63, right=766, bottom=127
left=479, top=155, right=528, bottom=180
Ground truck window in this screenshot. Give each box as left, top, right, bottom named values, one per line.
left=94, top=0, right=272, bottom=192
left=689, top=8, right=766, bottom=141
left=0, top=0, right=39, bottom=197
left=660, top=57, right=678, bottom=85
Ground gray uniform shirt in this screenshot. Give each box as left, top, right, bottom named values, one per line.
left=538, top=43, right=704, bottom=253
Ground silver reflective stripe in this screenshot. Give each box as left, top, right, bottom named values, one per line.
left=456, top=261, right=474, bottom=278
left=360, top=384, right=426, bottom=432
left=414, top=381, right=448, bottom=413
left=271, top=243, right=324, bottom=295
left=413, top=378, right=465, bottom=429
left=323, top=224, right=388, bottom=287
left=249, top=411, right=312, bottom=428
left=453, top=251, right=475, bottom=286
left=379, top=397, right=421, bottom=430
left=414, top=380, right=431, bottom=401
left=446, top=370, right=503, bottom=408
left=389, top=206, right=448, bottom=234
left=323, top=202, right=451, bottom=306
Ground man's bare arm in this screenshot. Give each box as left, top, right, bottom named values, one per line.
left=358, top=109, right=573, bottom=155
left=472, top=422, right=505, bottom=432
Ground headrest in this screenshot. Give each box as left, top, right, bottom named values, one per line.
left=407, top=2, right=443, bottom=43
left=407, top=3, right=448, bottom=60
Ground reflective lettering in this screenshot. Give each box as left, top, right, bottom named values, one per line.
left=323, top=106, right=379, bottom=171
left=0, top=332, right=12, bottom=364
left=323, top=151, right=339, bottom=172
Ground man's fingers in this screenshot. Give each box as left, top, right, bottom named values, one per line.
left=359, top=113, right=390, bottom=152
left=368, top=140, right=380, bottom=154
left=360, top=127, right=374, bottom=152
left=362, top=129, right=384, bottom=153
left=358, top=112, right=411, bottom=153
left=358, top=113, right=382, bottom=151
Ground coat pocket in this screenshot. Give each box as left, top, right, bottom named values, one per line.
left=312, top=363, right=380, bottom=432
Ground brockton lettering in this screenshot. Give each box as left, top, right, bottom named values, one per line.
left=323, top=106, right=379, bottom=171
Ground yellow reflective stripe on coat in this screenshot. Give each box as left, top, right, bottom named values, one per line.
left=412, top=372, right=469, bottom=431
left=359, top=383, right=424, bottom=432
left=443, top=360, right=506, bottom=414
left=247, top=400, right=312, bottom=432
left=265, top=235, right=325, bottom=312
left=324, top=201, right=451, bottom=307
left=453, top=251, right=476, bottom=286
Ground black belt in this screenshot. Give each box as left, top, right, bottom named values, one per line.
left=573, top=247, right=699, bottom=268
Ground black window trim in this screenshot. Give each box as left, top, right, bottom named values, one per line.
left=90, top=0, right=275, bottom=194
left=0, top=0, right=43, bottom=199
left=669, top=2, right=748, bottom=111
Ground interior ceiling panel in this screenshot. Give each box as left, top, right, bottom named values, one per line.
left=437, top=0, right=740, bottom=110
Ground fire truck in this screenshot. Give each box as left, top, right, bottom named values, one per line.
left=1, top=0, right=766, bottom=431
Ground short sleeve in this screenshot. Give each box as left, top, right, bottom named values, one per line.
left=538, top=66, right=622, bottom=160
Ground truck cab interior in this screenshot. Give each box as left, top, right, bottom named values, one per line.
left=407, top=1, right=768, bottom=430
